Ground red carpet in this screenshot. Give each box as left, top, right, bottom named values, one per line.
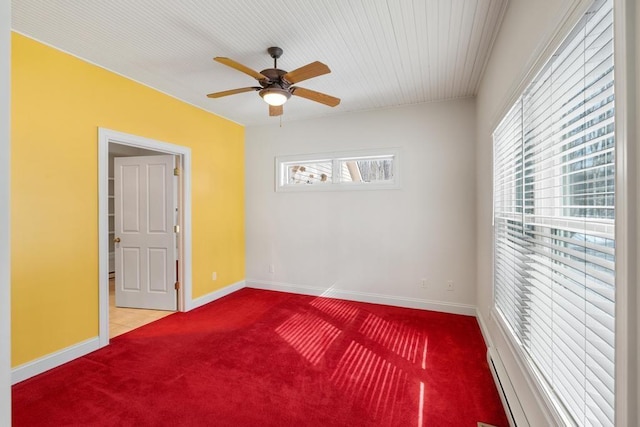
left=13, top=288, right=508, bottom=426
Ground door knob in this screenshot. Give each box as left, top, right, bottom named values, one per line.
left=114, top=237, right=121, bottom=243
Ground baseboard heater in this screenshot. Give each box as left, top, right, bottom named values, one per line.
left=487, top=347, right=529, bottom=427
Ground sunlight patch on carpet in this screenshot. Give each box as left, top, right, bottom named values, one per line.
left=330, top=340, right=409, bottom=422
left=359, top=312, right=426, bottom=363
left=309, top=297, right=359, bottom=323
left=275, top=312, right=342, bottom=365
left=418, top=381, right=426, bottom=427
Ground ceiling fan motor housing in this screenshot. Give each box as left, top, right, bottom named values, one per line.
left=259, top=54, right=292, bottom=106
left=259, top=68, right=291, bottom=89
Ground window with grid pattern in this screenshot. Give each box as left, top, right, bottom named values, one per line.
left=493, top=0, right=615, bottom=424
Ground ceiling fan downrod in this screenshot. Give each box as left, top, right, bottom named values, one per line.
left=267, top=46, right=283, bottom=69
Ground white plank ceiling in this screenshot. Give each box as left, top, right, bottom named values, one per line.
left=11, top=0, right=508, bottom=127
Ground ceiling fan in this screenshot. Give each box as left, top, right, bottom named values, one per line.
left=207, top=47, right=340, bottom=117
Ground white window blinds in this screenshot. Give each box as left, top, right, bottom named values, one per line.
left=493, top=0, right=615, bottom=425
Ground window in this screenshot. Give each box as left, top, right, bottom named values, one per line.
left=493, top=0, right=615, bottom=425
left=276, top=149, right=399, bottom=191
left=338, top=156, right=395, bottom=183
left=285, top=160, right=332, bottom=185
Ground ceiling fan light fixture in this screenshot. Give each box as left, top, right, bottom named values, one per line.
left=260, top=87, right=291, bottom=106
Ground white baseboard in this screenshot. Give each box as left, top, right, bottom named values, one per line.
left=188, top=280, right=246, bottom=311
left=488, top=346, right=527, bottom=427
left=11, top=337, right=100, bottom=385
left=476, top=309, right=495, bottom=349
left=477, top=310, right=519, bottom=426
left=246, top=279, right=477, bottom=316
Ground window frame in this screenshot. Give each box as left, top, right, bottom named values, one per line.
left=275, top=148, right=401, bottom=192
left=491, top=0, right=618, bottom=424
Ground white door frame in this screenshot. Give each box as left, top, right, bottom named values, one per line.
left=98, top=128, right=192, bottom=347
left=0, top=0, right=10, bottom=421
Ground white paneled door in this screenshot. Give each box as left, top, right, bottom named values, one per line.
left=114, top=155, right=176, bottom=310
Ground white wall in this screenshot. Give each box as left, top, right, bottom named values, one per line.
left=476, top=0, right=639, bottom=424
left=245, top=99, right=477, bottom=314
left=0, top=0, right=10, bottom=424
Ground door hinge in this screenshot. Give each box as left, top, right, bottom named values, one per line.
left=174, top=281, right=180, bottom=290
left=173, top=167, right=180, bottom=176
left=174, top=225, right=180, bottom=233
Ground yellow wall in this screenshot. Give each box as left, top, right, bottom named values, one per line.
left=11, top=33, right=245, bottom=366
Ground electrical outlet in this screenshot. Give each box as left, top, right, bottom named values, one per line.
left=269, top=264, right=275, bottom=274
left=212, top=272, right=217, bottom=280
left=421, top=279, right=428, bottom=288
left=447, top=280, right=454, bottom=291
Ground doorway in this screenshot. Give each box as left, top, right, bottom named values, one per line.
left=110, top=149, right=176, bottom=337
left=98, top=128, right=193, bottom=347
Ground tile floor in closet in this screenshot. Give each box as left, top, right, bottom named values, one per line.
left=109, top=278, right=174, bottom=338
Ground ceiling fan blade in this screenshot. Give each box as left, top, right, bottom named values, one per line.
left=214, top=57, right=266, bottom=80
left=269, top=105, right=283, bottom=116
left=283, top=61, right=330, bottom=84
left=291, top=87, right=340, bottom=107
left=206, top=87, right=260, bottom=98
